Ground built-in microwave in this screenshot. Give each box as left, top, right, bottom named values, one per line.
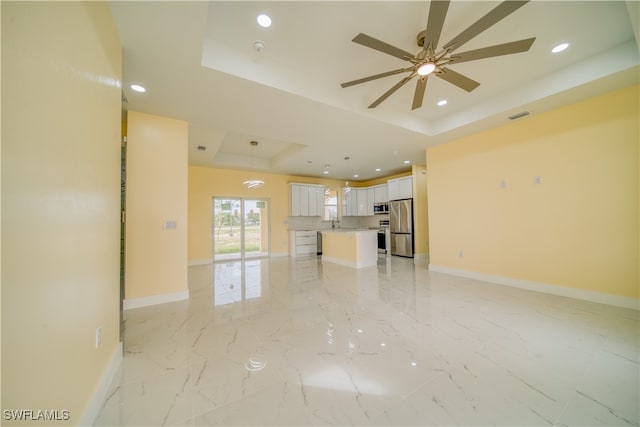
left=374, top=202, right=389, bottom=215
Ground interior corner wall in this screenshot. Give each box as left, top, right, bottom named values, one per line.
left=125, top=111, right=188, bottom=301
left=2, top=2, right=122, bottom=424
left=412, top=165, right=429, bottom=257
left=427, top=84, right=639, bottom=300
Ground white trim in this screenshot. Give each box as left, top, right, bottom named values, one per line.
left=79, top=341, right=123, bottom=426
left=123, top=290, right=189, bottom=310
left=413, top=253, right=430, bottom=264
left=428, top=265, right=639, bottom=311
left=322, top=255, right=376, bottom=269
left=188, top=259, right=212, bottom=267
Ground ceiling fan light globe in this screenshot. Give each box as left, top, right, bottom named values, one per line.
left=417, top=63, right=436, bottom=76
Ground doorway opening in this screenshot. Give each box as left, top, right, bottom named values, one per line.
left=212, top=198, right=270, bottom=261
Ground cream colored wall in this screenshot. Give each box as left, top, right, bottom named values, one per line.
left=188, top=167, right=345, bottom=261
left=2, top=2, right=121, bottom=424
left=358, top=170, right=412, bottom=187
left=125, top=111, right=188, bottom=299
left=323, top=233, right=359, bottom=263
left=427, top=84, right=639, bottom=299
left=412, top=165, right=429, bottom=257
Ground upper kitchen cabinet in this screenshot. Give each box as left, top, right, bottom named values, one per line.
left=373, top=184, right=389, bottom=203
left=365, top=188, right=375, bottom=216
left=290, top=183, right=325, bottom=216
left=388, top=176, right=413, bottom=200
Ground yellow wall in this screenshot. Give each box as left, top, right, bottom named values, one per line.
left=427, top=84, right=639, bottom=299
left=412, top=165, right=429, bottom=257
left=2, top=2, right=122, bottom=424
left=126, top=111, right=188, bottom=299
left=323, top=233, right=358, bottom=263
left=359, top=170, right=411, bottom=187
left=189, top=167, right=346, bottom=261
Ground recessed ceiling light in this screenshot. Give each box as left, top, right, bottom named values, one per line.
left=353, top=174, right=359, bottom=178
left=437, top=99, right=448, bottom=106
left=323, top=170, right=329, bottom=174
left=403, top=160, right=411, bottom=164
left=130, top=84, right=146, bottom=93
left=257, top=14, right=271, bottom=28
left=551, top=42, right=569, bottom=53
left=375, top=168, right=381, bottom=172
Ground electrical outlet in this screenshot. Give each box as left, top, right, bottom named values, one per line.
left=95, top=326, right=102, bottom=349
left=458, top=250, right=464, bottom=258
left=534, top=176, right=542, bottom=185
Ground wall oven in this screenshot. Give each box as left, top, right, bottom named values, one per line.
left=378, top=220, right=390, bottom=254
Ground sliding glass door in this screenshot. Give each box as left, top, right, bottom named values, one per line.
left=212, top=198, right=270, bottom=261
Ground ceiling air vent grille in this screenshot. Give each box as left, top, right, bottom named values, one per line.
left=508, top=111, right=530, bottom=120
left=197, top=146, right=207, bottom=151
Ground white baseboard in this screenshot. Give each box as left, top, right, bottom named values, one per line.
left=79, top=341, right=123, bottom=426
left=270, top=252, right=289, bottom=258
left=188, top=259, right=212, bottom=267
left=414, top=253, right=430, bottom=264
left=428, top=264, right=639, bottom=310
left=123, top=290, right=189, bottom=310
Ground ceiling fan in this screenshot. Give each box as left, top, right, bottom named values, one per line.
left=340, top=0, right=536, bottom=110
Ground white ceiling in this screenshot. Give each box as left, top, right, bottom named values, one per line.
left=109, top=1, right=639, bottom=182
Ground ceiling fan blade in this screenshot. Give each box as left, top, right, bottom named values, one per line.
left=436, top=67, right=480, bottom=92
left=442, top=1, right=529, bottom=52
left=412, top=77, right=428, bottom=110
left=453, top=38, right=535, bottom=64
left=369, top=73, right=417, bottom=108
left=423, top=0, right=450, bottom=49
left=341, top=67, right=414, bottom=88
left=352, top=33, right=415, bottom=61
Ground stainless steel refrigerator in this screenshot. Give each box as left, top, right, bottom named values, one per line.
left=390, top=198, right=414, bottom=258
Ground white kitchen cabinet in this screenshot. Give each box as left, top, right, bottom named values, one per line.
left=373, top=184, right=388, bottom=203
left=342, top=187, right=376, bottom=216
left=388, top=180, right=399, bottom=201
left=357, top=188, right=373, bottom=216
left=342, top=188, right=350, bottom=216
left=290, top=184, right=301, bottom=216
left=366, top=188, right=375, bottom=216
left=388, top=177, right=413, bottom=200
left=289, top=230, right=318, bottom=257
left=300, top=185, right=309, bottom=216
left=345, top=188, right=359, bottom=216
left=309, top=185, right=324, bottom=217
left=290, top=183, right=325, bottom=216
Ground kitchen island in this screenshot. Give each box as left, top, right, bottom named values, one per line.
left=320, top=229, right=378, bottom=268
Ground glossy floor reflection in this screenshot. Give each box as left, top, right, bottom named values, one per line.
left=95, top=256, right=639, bottom=426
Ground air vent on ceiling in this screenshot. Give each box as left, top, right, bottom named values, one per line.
left=508, top=111, right=530, bottom=120
left=197, top=146, right=207, bottom=151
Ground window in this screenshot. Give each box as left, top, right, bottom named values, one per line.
left=324, top=188, right=338, bottom=220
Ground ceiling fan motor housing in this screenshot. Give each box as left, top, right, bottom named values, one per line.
left=416, top=30, right=427, bottom=48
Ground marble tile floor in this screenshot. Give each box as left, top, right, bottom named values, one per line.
left=94, top=256, right=639, bottom=426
